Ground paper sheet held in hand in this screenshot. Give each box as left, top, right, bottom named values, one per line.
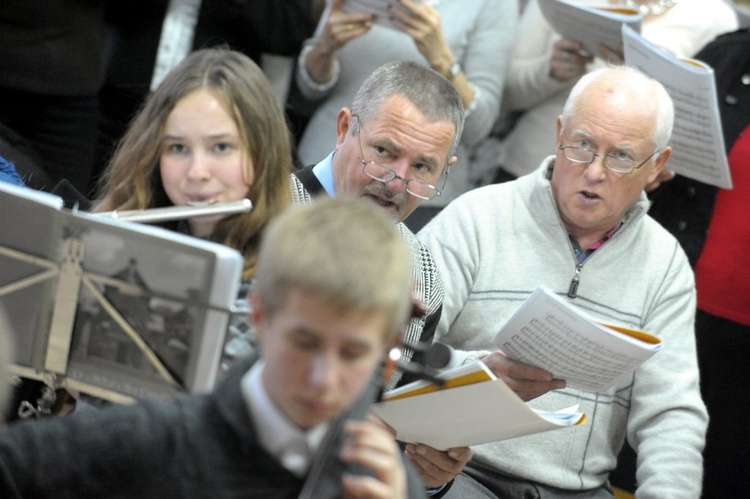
left=371, top=361, right=585, bottom=451
left=622, top=25, right=732, bottom=189
left=493, top=287, right=662, bottom=392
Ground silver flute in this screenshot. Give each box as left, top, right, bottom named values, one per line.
left=93, top=199, right=252, bottom=223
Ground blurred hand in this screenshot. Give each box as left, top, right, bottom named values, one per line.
left=369, top=412, right=397, bottom=436
left=315, top=0, right=374, bottom=55
left=340, top=417, right=408, bottom=499
left=483, top=350, right=565, bottom=401
left=550, top=39, right=593, bottom=82
left=388, top=0, right=451, bottom=69
left=404, top=443, right=472, bottom=488
left=597, top=43, right=625, bottom=65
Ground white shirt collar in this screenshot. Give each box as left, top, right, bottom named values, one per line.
left=241, top=361, right=328, bottom=477
left=311, top=151, right=337, bottom=196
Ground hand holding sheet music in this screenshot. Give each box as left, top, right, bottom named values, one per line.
left=371, top=361, right=585, bottom=450
left=492, top=287, right=662, bottom=392
left=538, top=0, right=642, bottom=57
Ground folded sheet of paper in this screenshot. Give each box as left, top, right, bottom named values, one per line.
left=371, top=361, right=585, bottom=450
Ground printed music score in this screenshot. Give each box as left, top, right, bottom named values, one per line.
left=493, top=286, right=662, bottom=392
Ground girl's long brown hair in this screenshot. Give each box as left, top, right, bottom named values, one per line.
left=94, top=48, right=293, bottom=278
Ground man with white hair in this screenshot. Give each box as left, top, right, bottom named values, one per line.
left=419, top=66, right=707, bottom=497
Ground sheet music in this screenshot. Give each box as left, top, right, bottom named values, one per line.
left=493, top=287, right=661, bottom=392
left=622, top=25, right=732, bottom=189
left=372, top=361, right=585, bottom=450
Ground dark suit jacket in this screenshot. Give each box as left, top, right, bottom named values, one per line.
left=0, top=354, right=427, bottom=498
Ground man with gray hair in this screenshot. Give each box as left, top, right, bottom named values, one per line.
left=291, top=60, right=509, bottom=495
left=419, top=66, right=707, bottom=497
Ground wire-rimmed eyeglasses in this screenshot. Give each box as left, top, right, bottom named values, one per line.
left=354, top=116, right=446, bottom=200
left=559, top=143, right=660, bottom=175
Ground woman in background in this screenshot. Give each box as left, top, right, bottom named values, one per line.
left=94, top=47, right=294, bottom=365
left=4, top=50, right=294, bottom=421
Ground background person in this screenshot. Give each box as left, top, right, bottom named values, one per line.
left=93, top=47, right=294, bottom=366
left=290, top=60, right=461, bottom=395
left=293, top=0, right=516, bottom=226
left=0, top=0, right=107, bottom=194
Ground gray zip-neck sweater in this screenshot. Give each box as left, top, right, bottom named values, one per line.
left=419, top=158, right=707, bottom=497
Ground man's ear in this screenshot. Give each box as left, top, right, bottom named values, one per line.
left=556, top=115, right=563, bottom=144
left=647, top=146, right=672, bottom=184
left=335, top=107, right=354, bottom=149
left=447, top=155, right=458, bottom=171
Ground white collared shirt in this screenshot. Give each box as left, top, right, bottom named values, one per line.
left=241, top=361, right=329, bottom=477
left=311, top=151, right=337, bottom=196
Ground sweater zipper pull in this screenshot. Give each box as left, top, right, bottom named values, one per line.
left=568, top=265, right=582, bottom=298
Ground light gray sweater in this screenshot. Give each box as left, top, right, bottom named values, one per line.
left=418, top=159, right=707, bottom=497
